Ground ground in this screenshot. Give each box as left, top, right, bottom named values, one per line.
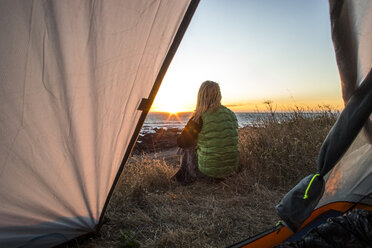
left=75, top=109, right=337, bottom=248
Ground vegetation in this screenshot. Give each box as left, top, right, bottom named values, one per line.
left=79, top=106, right=338, bottom=248
left=119, top=230, right=140, bottom=248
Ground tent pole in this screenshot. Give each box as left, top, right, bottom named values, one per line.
left=97, top=0, right=200, bottom=229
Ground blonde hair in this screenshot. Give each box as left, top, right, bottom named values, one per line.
left=193, top=81, right=222, bottom=122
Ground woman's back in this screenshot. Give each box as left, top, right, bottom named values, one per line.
left=197, top=105, right=239, bottom=178
left=174, top=81, right=239, bottom=183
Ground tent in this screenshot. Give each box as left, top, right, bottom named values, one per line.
left=0, top=0, right=371, bottom=247
left=229, top=0, right=372, bottom=247
left=0, top=0, right=199, bottom=247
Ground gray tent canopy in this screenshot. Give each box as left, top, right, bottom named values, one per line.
left=0, top=1, right=199, bottom=247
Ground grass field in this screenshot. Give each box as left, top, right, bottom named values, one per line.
left=78, top=106, right=338, bottom=248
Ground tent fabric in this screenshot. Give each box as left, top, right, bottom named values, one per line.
left=318, top=129, right=372, bottom=207
left=317, top=0, right=372, bottom=208
left=275, top=71, right=372, bottom=232
left=317, top=69, right=372, bottom=176
left=275, top=0, right=372, bottom=232
left=329, top=0, right=372, bottom=142
left=275, top=174, right=325, bottom=232
left=330, top=0, right=372, bottom=102
left=228, top=1, right=371, bottom=246
left=283, top=209, right=343, bottom=244
left=228, top=202, right=372, bottom=248
left=0, top=1, right=192, bottom=247
left=275, top=209, right=372, bottom=248
left=276, top=68, right=372, bottom=231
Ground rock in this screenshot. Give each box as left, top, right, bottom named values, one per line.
left=132, top=128, right=181, bottom=154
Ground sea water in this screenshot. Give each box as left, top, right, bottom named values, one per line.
left=141, top=112, right=275, bottom=134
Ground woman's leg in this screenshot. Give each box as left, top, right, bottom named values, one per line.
left=172, top=147, right=199, bottom=185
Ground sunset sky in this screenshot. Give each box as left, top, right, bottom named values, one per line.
left=151, top=0, right=344, bottom=113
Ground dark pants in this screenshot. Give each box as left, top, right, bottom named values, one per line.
left=172, top=148, right=205, bottom=185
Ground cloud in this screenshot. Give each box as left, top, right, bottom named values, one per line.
left=225, top=103, right=249, bottom=108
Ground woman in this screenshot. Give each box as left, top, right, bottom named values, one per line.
left=173, top=81, right=239, bottom=184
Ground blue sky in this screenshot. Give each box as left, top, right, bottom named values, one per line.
left=151, top=0, right=343, bottom=112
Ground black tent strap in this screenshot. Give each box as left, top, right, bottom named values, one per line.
left=138, top=98, right=151, bottom=111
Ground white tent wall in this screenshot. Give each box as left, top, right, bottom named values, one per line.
left=0, top=0, right=193, bottom=247
left=318, top=0, right=372, bottom=207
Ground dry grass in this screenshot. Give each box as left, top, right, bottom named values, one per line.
left=239, top=105, right=338, bottom=189
left=78, top=107, right=338, bottom=248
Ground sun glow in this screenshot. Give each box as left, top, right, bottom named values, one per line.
left=151, top=104, right=189, bottom=114
left=150, top=95, right=195, bottom=114
left=166, top=105, right=180, bottom=115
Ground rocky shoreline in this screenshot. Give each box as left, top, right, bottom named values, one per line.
left=132, top=128, right=181, bottom=154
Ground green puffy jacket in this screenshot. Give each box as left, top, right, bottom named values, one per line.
left=197, top=106, right=239, bottom=178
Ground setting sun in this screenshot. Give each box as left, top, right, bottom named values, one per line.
left=151, top=94, right=195, bottom=113
left=150, top=103, right=189, bottom=114
left=166, top=106, right=180, bottom=115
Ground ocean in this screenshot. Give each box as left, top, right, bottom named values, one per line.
left=141, top=112, right=275, bottom=134
left=141, top=111, right=339, bottom=135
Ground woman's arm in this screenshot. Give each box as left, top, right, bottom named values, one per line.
left=177, top=117, right=203, bottom=148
